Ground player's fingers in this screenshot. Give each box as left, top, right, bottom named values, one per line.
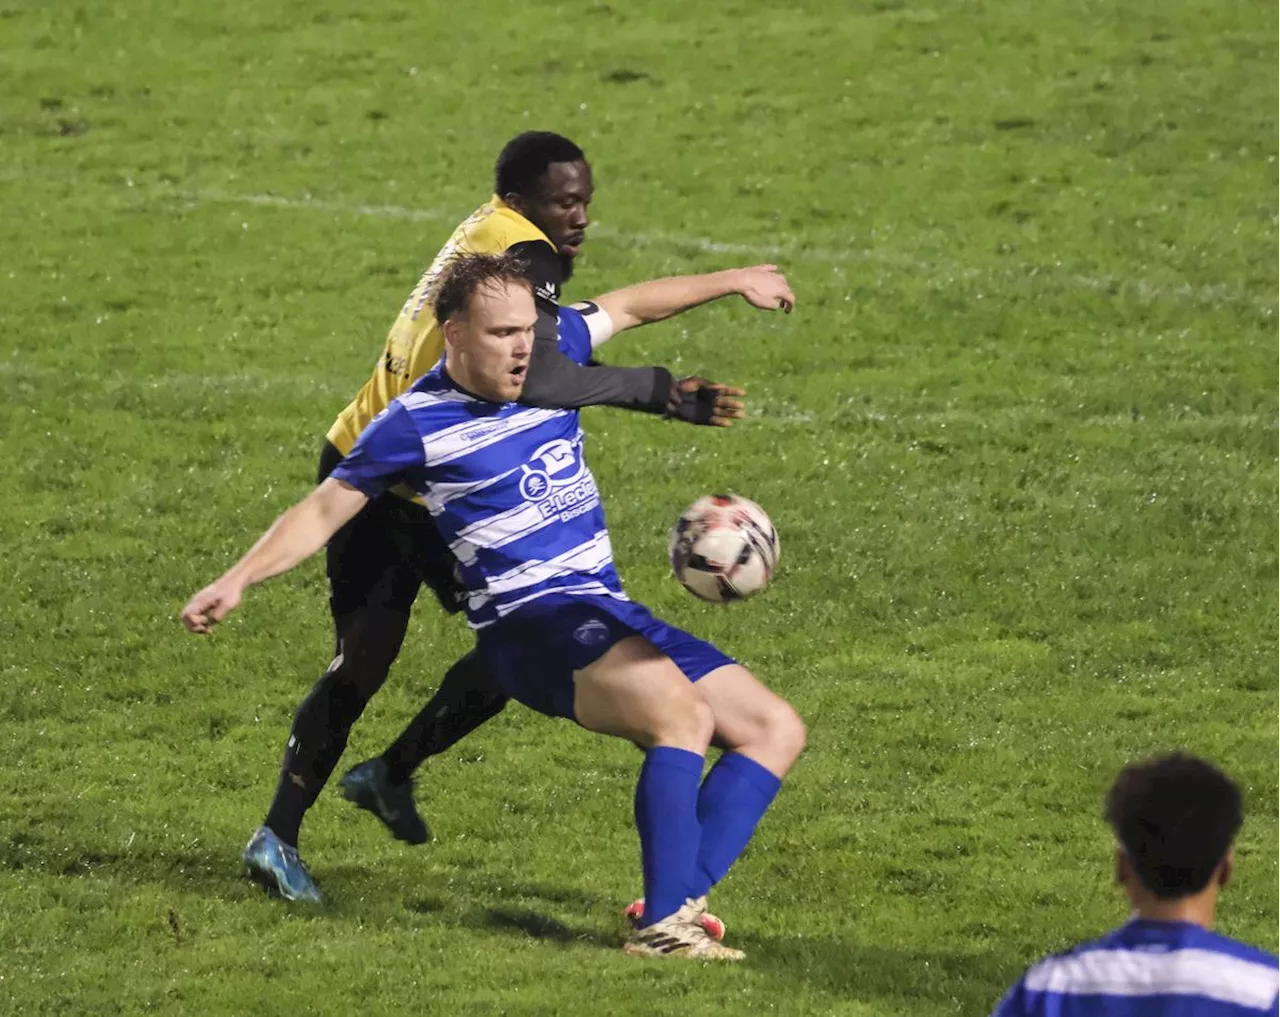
left=714, top=398, right=746, bottom=416
left=751, top=289, right=794, bottom=312
left=707, top=384, right=747, bottom=397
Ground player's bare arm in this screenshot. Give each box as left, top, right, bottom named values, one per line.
left=180, top=478, right=369, bottom=634
left=562, top=265, right=796, bottom=427
left=589, top=265, right=796, bottom=334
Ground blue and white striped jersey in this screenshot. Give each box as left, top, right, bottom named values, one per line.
left=993, top=919, right=1279, bottom=1017
left=329, top=305, right=626, bottom=629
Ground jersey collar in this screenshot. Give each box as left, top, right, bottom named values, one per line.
left=490, top=194, right=558, bottom=253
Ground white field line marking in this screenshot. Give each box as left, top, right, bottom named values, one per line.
left=187, top=191, right=1274, bottom=312
left=0, top=360, right=348, bottom=396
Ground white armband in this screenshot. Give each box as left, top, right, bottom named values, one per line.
left=571, top=301, right=617, bottom=348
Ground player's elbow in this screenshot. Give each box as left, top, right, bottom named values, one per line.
left=310, top=478, right=369, bottom=533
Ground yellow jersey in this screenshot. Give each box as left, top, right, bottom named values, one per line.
left=326, top=197, right=559, bottom=455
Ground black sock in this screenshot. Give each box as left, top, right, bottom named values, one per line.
left=380, top=648, right=508, bottom=785
left=262, top=690, right=354, bottom=848
left=262, top=608, right=410, bottom=847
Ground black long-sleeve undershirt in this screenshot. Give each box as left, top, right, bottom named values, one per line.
left=508, top=239, right=671, bottom=415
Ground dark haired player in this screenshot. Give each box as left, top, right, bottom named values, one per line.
left=993, top=752, right=1278, bottom=1016
left=223, top=131, right=796, bottom=902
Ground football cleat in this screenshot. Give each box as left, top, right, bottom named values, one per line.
left=625, top=895, right=726, bottom=941
left=339, top=758, right=432, bottom=846
left=243, top=826, right=324, bottom=903
left=623, top=898, right=743, bottom=960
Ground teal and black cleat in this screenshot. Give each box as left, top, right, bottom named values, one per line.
left=242, top=826, right=325, bottom=903
left=339, top=758, right=432, bottom=846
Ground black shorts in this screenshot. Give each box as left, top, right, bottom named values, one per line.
left=319, top=441, right=466, bottom=619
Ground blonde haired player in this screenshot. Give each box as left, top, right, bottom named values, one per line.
left=207, top=131, right=794, bottom=905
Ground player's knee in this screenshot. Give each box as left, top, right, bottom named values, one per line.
left=762, top=699, right=807, bottom=770
left=651, top=690, right=715, bottom=752
left=689, top=695, right=717, bottom=746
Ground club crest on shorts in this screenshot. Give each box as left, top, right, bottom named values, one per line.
left=572, top=618, right=611, bottom=646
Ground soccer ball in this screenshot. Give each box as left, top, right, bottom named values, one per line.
left=668, top=494, right=780, bottom=603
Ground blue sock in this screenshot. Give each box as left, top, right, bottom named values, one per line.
left=634, top=746, right=705, bottom=927
left=690, top=752, right=782, bottom=899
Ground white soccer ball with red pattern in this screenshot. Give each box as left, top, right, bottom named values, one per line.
left=668, top=494, right=780, bottom=603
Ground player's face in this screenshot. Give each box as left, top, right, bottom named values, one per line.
left=445, top=280, right=537, bottom=403
left=518, top=160, right=593, bottom=259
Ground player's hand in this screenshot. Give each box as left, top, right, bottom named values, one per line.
left=181, top=578, right=244, bottom=634
left=734, top=265, right=795, bottom=314
left=667, top=376, right=747, bottom=427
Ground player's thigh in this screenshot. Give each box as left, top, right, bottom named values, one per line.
left=696, top=664, right=806, bottom=777
left=572, top=636, right=714, bottom=752
left=326, top=495, right=422, bottom=621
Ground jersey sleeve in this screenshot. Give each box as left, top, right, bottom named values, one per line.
left=328, top=400, right=425, bottom=499
left=556, top=306, right=594, bottom=365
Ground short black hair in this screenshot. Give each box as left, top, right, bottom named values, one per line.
left=1104, top=752, right=1243, bottom=899
left=432, top=251, right=534, bottom=324
left=494, top=131, right=585, bottom=197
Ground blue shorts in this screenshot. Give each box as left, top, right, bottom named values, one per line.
left=476, top=595, right=735, bottom=721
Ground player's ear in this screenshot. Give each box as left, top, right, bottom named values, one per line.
left=1113, top=844, right=1129, bottom=887
left=442, top=315, right=464, bottom=349
left=503, top=191, right=527, bottom=217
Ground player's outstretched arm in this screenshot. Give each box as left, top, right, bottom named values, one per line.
left=589, top=265, right=795, bottom=338
left=521, top=339, right=674, bottom=415
left=519, top=266, right=792, bottom=425
left=519, top=337, right=746, bottom=427
left=180, top=478, right=369, bottom=634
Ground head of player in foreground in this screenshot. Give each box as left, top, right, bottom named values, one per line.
left=1105, top=751, right=1242, bottom=927
left=495, top=131, right=592, bottom=269
left=990, top=753, right=1276, bottom=1016
left=436, top=252, right=538, bottom=404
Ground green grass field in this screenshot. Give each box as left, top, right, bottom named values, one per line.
left=1, top=0, right=1276, bottom=1013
